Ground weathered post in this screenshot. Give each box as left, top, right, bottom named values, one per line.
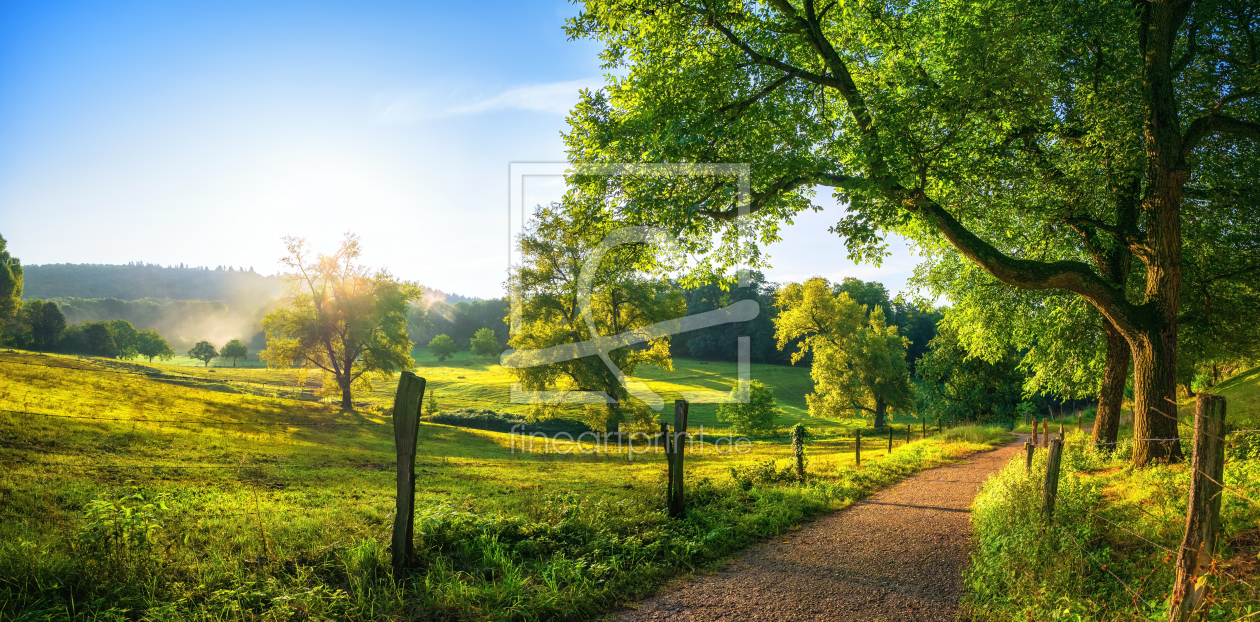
left=905, top=424, right=910, bottom=445
left=1042, top=437, right=1064, bottom=519
left=391, top=372, right=426, bottom=572
left=1059, top=424, right=1064, bottom=441
left=661, top=422, right=673, bottom=504
left=855, top=428, right=861, bottom=466
left=1169, top=393, right=1227, bottom=622
left=887, top=425, right=893, bottom=453
left=670, top=400, right=689, bottom=517
left=1041, top=418, right=1049, bottom=447
left=1024, top=441, right=1035, bottom=471
left=922, top=420, right=926, bottom=440
left=1032, top=419, right=1039, bottom=448
left=1077, top=411, right=1083, bottom=432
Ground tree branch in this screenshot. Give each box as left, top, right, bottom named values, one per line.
left=1182, top=113, right=1260, bottom=157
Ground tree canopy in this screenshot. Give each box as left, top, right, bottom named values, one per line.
left=469, top=328, right=501, bottom=358
left=506, top=204, right=685, bottom=432
left=564, top=0, right=1260, bottom=464
left=774, top=278, right=912, bottom=429
left=260, top=234, right=420, bottom=409
left=136, top=329, right=175, bottom=363
left=428, top=334, right=457, bottom=361
left=188, top=340, right=218, bottom=367
left=220, top=339, right=248, bottom=367
left=0, top=234, right=22, bottom=325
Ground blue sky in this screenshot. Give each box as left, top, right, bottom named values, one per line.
left=0, top=0, right=918, bottom=299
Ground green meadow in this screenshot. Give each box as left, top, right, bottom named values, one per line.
left=0, top=349, right=1004, bottom=621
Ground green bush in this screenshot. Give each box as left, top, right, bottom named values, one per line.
left=423, top=409, right=591, bottom=436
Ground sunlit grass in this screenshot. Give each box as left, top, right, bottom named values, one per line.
left=0, top=349, right=1005, bottom=621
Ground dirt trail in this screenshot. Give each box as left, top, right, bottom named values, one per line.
left=615, top=439, right=1026, bottom=622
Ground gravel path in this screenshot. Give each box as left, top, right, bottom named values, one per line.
left=614, top=439, right=1026, bottom=622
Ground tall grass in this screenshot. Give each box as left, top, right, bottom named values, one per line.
left=0, top=351, right=1010, bottom=620
left=964, top=428, right=1260, bottom=620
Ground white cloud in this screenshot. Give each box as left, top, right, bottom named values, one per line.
left=375, top=78, right=604, bottom=123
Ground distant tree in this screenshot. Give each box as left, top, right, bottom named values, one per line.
left=715, top=379, right=780, bottom=436
left=506, top=204, right=684, bottom=432
left=220, top=339, right=248, bottom=367
left=428, top=334, right=457, bottom=361
left=260, top=234, right=420, bottom=409
left=136, top=329, right=174, bottom=363
left=469, top=328, right=500, bottom=358
left=83, top=322, right=119, bottom=358
left=188, top=340, right=218, bottom=367
left=31, top=301, right=66, bottom=353
left=105, top=320, right=140, bottom=360
left=775, top=278, right=913, bottom=429
left=916, top=322, right=1026, bottom=427
left=0, top=234, right=21, bottom=325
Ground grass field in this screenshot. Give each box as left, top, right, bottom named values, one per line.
left=0, top=348, right=1004, bottom=621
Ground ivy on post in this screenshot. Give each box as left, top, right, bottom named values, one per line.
left=791, top=423, right=807, bottom=482
left=390, top=371, right=426, bottom=572
left=1169, top=393, right=1227, bottom=622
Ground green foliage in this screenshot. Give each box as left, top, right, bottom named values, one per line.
left=187, top=340, right=218, bottom=366
left=715, top=380, right=780, bottom=436
left=774, top=278, right=913, bottom=428
left=76, top=489, right=168, bottom=581
left=260, top=233, right=419, bottom=408
left=426, top=387, right=438, bottom=415
left=219, top=338, right=248, bottom=366
left=469, top=327, right=501, bottom=358
left=507, top=204, right=684, bottom=431
left=428, top=334, right=458, bottom=361
left=422, top=409, right=592, bottom=436
left=916, top=322, right=1026, bottom=427
left=135, top=329, right=174, bottom=363
left=408, top=298, right=509, bottom=352
left=108, top=319, right=140, bottom=360
left=0, top=233, right=22, bottom=324
left=790, top=423, right=809, bottom=481
left=2, top=299, right=65, bottom=351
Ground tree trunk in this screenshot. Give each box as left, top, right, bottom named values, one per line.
left=340, top=377, right=353, bottom=410
left=1131, top=328, right=1184, bottom=465
left=1092, top=320, right=1129, bottom=451
left=873, top=397, right=886, bottom=430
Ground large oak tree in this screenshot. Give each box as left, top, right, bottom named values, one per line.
left=565, top=0, right=1260, bottom=464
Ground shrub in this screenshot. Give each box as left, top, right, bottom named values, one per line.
left=422, top=409, right=591, bottom=436
left=715, top=380, right=780, bottom=436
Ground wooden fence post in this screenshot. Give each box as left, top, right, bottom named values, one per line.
left=855, top=428, right=861, bottom=466
left=1024, top=441, right=1035, bottom=471
left=905, top=424, right=910, bottom=445
left=922, top=420, right=926, bottom=439
left=1041, top=418, right=1049, bottom=447
left=391, top=372, right=426, bottom=572
left=887, top=425, right=893, bottom=453
left=661, top=422, right=673, bottom=505
left=1169, top=393, right=1227, bottom=622
left=1077, top=411, right=1083, bottom=432
left=669, top=400, right=688, bottom=517
left=1032, top=419, right=1039, bottom=448
left=1042, top=437, right=1064, bottom=519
